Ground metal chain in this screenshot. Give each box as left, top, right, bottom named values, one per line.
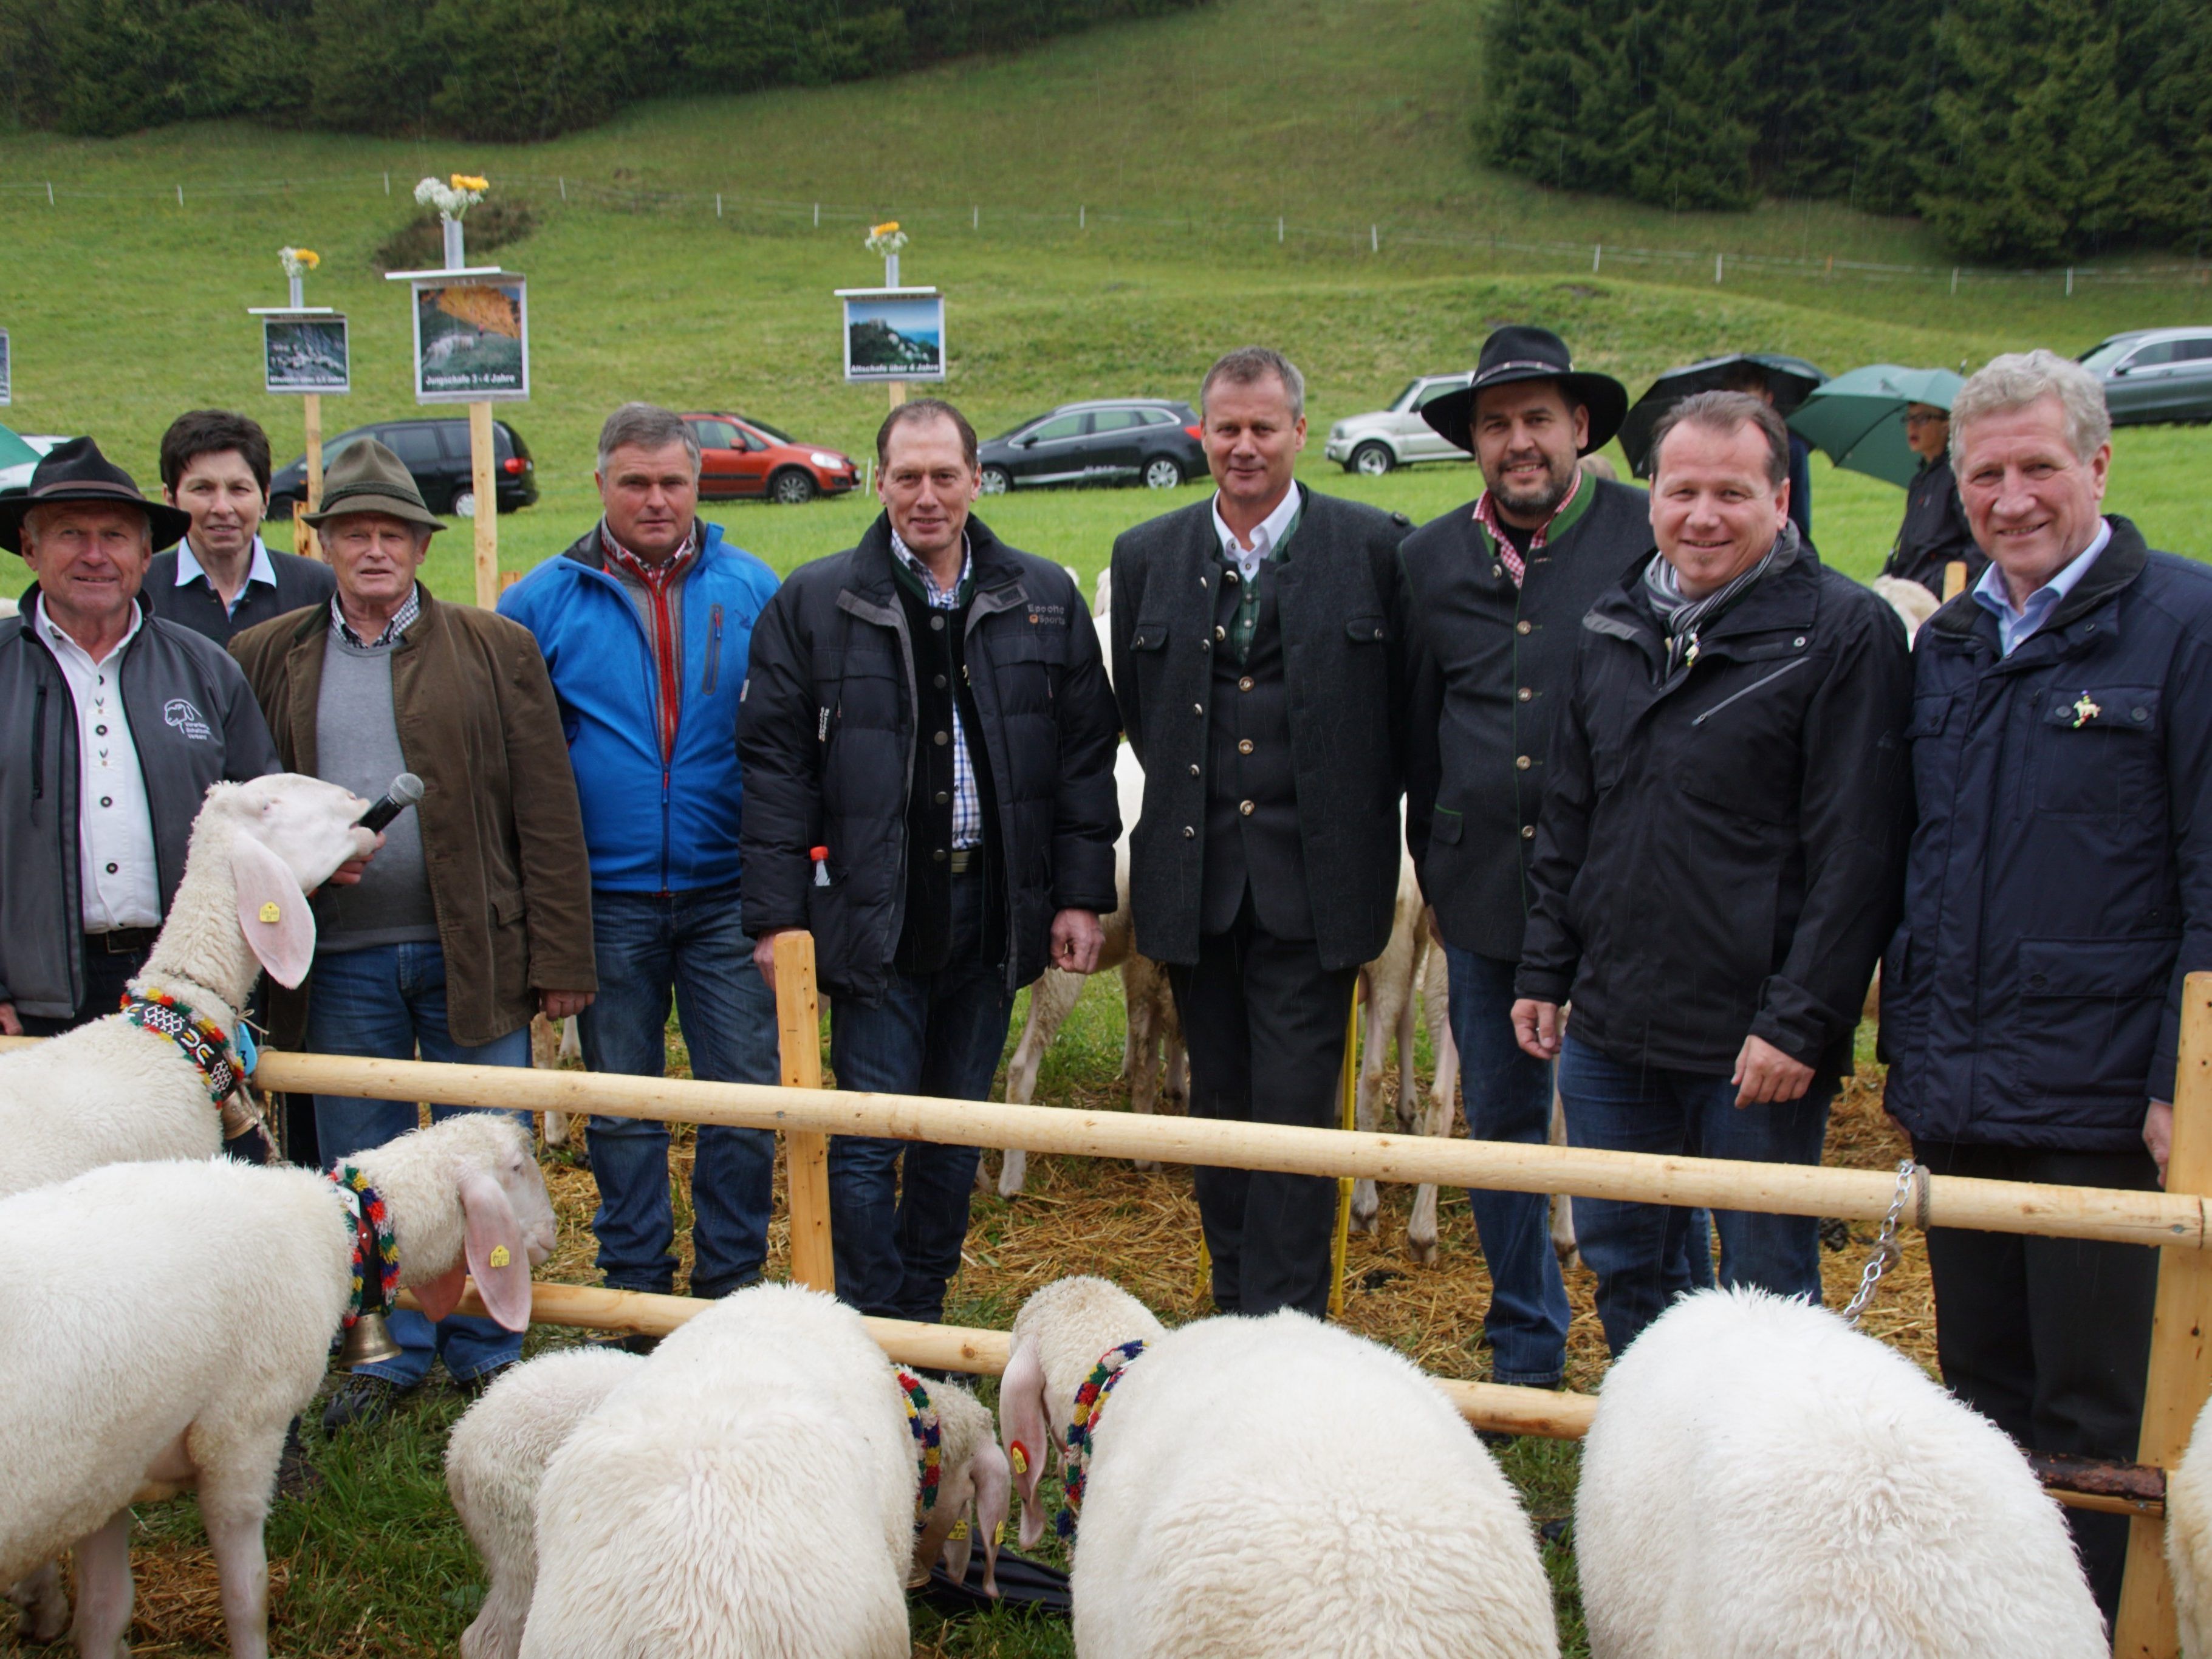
left=1842, top=1159, right=1919, bottom=1327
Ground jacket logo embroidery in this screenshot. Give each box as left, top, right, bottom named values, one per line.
left=162, top=698, right=211, bottom=741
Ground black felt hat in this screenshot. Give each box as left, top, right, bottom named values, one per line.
left=0, top=436, right=193, bottom=554
left=1418, top=325, right=1630, bottom=457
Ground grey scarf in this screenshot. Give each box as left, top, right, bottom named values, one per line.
left=1642, top=522, right=1798, bottom=676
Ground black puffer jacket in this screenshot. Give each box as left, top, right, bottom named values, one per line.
left=1516, top=532, right=1914, bottom=1077
left=738, top=514, right=1120, bottom=1002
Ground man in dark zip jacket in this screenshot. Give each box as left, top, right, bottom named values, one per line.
left=740, top=399, right=1120, bottom=1322
left=499, top=403, right=783, bottom=1319
left=1512, top=392, right=1912, bottom=1358
left=1878, top=397, right=1986, bottom=600
left=1880, top=351, right=2212, bottom=1623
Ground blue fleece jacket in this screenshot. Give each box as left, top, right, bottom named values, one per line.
left=499, top=522, right=780, bottom=892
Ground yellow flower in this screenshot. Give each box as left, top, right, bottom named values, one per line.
left=298, top=249, right=321, bottom=269
left=871, top=221, right=900, bottom=236
left=452, top=174, right=489, bottom=191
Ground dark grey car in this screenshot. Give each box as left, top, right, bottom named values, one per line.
left=977, top=399, right=1204, bottom=494
left=2080, top=327, right=2212, bottom=425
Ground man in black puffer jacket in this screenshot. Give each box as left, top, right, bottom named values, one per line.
left=739, top=399, right=1120, bottom=1322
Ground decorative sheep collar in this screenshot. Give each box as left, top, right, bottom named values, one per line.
left=326, top=1163, right=400, bottom=1327
left=894, top=1366, right=943, bottom=1538
left=1056, top=1338, right=1150, bottom=1541
left=121, top=984, right=253, bottom=1107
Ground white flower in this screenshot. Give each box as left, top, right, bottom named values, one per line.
left=277, top=246, right=320, bottom=279
left=413, top=174, right=487, bottom=219
left=864, top=221, right=909, bottom=258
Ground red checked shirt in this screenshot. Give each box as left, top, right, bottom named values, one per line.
left=1473, top=466, right=1583, bottom=590
left=601, top=522, right=700, bottom=764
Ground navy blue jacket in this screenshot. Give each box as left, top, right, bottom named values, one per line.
left=1882, top=518, right=2212, bottom=1149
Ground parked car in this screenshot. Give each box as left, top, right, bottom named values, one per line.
left=2080, top=328, right=2212, bottom=425
left=1323, top=374, right=1475, bottom=475
left=976, top=399, right=1204, bottom=494
left=682, top=413, right=858, bottom=504
left=270, top=417, right=538, bottom=519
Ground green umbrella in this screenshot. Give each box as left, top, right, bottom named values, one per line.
left=1786, top=366, right=1965, bottom=488
left=0, top=422, right=42, bottom=473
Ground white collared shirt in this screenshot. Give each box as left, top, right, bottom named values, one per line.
left=36, top=595, right=162, bottom=930
left=1211, top=485, right=1301, bottom=583
left=1971, top=518, right=2112, bottom=656
left=174, top=535, right=278, bottom=618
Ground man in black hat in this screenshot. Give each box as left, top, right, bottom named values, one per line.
left=1879, top=399, right=1985, bottom=599
left=1111, top=345, right=1411, bottom=1319
left=0, top=438, right=281, bottom=1036
left=1399, top=324, right=1646, bottom=1389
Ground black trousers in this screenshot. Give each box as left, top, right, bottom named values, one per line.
left=1914, top=1137, right=2160, bottom=1627
left=1167, top=894, right=1358, bottom=1318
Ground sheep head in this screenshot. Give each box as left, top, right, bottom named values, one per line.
left=361, top=1115, right=555, bottom=1333
left=211, top=775, right=379, bottom=987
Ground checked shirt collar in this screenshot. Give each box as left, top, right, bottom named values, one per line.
left=1474, top=464, right=1583, bottom=590
left=331, top=583, right=422, bottom=649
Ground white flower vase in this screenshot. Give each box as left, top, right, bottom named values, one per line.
left=885, top=252, right=900, bottom=287
left=443, top=215, right=467, bottom=271
left=288, top=275, right=305, bottom=309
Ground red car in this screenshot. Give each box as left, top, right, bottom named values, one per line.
left=681, top=413, right=859, bottom=504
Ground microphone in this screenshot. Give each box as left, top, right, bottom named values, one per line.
left=357, top=773, right=425, bottom=835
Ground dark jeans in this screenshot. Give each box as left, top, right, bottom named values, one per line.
left=578, top=882, right=781, bottom=1299
left=1167, top=895, right=1360, bottom=1319
left=1558, top=1034, right=1832, bottom=1356
left=827, top=869, right=1013, bottom=1322
left=1916, top=1137, right=2159, bottom=1627
left=1444, top=945, right=1570, bottom=1386
left=309, top=941, right=533, bottom=1386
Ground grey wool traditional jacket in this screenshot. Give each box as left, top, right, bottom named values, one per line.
left=1109, top=485, right=1412, bottom=970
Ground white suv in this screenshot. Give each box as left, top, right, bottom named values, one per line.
left=1323, top=374, right=1473, bottom=476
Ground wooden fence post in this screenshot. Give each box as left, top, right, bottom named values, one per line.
left=773, top=931, right=837, bottom=1293
left=468, top=399, right=498, bottom=608
left=2114, top=971, right=2212, bottom=1657
left=1943, top=560, right=1969, bottom=601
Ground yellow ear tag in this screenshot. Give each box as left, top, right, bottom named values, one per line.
left=1008, top=1442, right=1029, bottom=1476
left=258, top=901, right=282, bottom=923
left=488, top=1244, right=512, bottom=1268
left=948, top=1518, right=970, bottom=1541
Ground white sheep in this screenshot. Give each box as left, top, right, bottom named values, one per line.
left=2166, top=1390, right=2212, bottom=1657
left=1872, top=573, right=1943, bottom=646
left=1576, top=1286, right=2104, bottom=1658
left=448, top=1338, right=1009, bottom=1659
left=0, top=773, right=375, bottom=1200
left=1349, top=857, right=1457, bottom=1260
left=0, top=1111, right=552, bottom=1658
left=998, top=1276, right=1558, bottom=1658
left=519, top=1283, right=976, bottom=1658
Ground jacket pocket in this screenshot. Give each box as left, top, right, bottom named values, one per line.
left=1346, top=615, right=1388, bottom=644
left=2035, top=685, right=2162, bottom=815
left=488, top=884, right=526, bottom=926
left=2010, top=936, right=2176, bottom=1104
left=700, top=604, right=724, bottom=695
left=1128, top=620, right=1171, bottom=652
left=1430, top=806, right=1463, bottom=846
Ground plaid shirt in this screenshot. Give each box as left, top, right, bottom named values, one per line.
left=1473, top=465, right=1583, bottom=590
left=331, top=584, right=421, bottom=649
left=890, top=530, right=981, bottom=850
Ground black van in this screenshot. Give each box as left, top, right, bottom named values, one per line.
left=269, top=417, right=538, bottom=519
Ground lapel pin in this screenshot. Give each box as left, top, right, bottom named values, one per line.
left=2072, top=692, right=2101, bottom=728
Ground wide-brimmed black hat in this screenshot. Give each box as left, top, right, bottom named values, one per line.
left=302, top=438, right=445, bottom=533
left=1419, top=325, right=1630, bottom=457
left=0, top=436, right=194, bottom=554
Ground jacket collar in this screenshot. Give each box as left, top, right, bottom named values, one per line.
left=561, top=518, right=725, bottom=573
left=1926, top=515, right=2148, bottom=649
left=1587, top=523, right=1817, bottom=649
left=851, top=511, right=1022, bottom=600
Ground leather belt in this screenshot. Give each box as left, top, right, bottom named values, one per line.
left=948, top=849, right=974, bottom=875
left=88, top=928, right=159, bottom=954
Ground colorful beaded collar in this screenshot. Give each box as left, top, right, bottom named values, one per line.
left=326, top=1164, right=399, bottom=1327
left=894, top=1366, right=943, bottom=1538
left=1056, top=1338, right=1149, bottom=1541
left=121, top=984, right=252, bottom=1106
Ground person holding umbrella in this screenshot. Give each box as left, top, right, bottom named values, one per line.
left=1878, top=398, right=1985, bottom=600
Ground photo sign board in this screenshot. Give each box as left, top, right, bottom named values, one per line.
left=0, top=327, right=10, bottom=406
left=837, top=287, right=945, bottom=383
left=409, top=275, right=529, bottom=403
left=259, top=313, right=350, bottom=395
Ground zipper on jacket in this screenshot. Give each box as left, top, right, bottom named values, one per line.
left=702, top=604, right=723, bottom=694
left=29, top=683, right=46, bottom=801
left=1691, top=658, right=1810, bottom=727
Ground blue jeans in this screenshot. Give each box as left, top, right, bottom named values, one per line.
left=577, top=882, right=780, bottom=1299
left=1557, top=1035, right=1832, bottom=1357
left=1444, top=946, right=1570, bottom=1386
left=309, top=941, right=533, bottom=1387
left=826, top=871, right=1015, bottom=1322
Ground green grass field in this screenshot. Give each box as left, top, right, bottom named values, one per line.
left=4, top=0, right=2208, bottom=1650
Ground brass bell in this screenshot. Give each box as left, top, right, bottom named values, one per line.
left=338, top=1308, right=404, bottom=1368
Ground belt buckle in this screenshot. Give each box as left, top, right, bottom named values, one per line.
left=948, top=849, right=972, bottom=876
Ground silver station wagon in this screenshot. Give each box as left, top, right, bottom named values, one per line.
left=2080, top=327, right=2212, bottom=426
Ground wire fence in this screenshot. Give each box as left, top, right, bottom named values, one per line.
left=6, top=167, right=2211, bottom=293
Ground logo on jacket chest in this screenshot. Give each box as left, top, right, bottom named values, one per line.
left=1026, top=603, right=1067, bottom=627
left=162, top=698, right=211, bottom=741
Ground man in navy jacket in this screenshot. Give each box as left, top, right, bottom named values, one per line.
left=500, top=403, right=783, bottom=1320
left=1881, top=350, right=2212, bottom=1623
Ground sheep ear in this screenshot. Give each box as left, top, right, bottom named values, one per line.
left=1000, top=1337, right=1051, bottom=1551
left=232, top=830, right=315, bottom=988
left=915, top=1465, right=968, bottom=1586
left=413, top=1262, right=468, bottom=1323
left=458, top=1168, right=534, bottom=1331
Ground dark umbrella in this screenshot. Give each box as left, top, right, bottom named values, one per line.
left=1617, top=353, right=1829, bottom=479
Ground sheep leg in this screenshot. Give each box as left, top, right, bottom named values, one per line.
left=1548, top=1089, right=1580, bottom=1266
left=8, top=1561, right=67, bottom=1643
left=66, top=1510, right=133, bottom=1659
left=994, top=969, right=1085, bottom=1199
left=1350, top=966, right=1382, bottom=1236
left=199, top=1459, right=276, bottom=1659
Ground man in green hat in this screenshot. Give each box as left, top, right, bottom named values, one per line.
left=230, top=439, right=596, bottom=1428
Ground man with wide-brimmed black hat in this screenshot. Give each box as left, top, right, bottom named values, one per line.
left=0, top=437, right=281, bottom=1037
left=1397, top=324, right=1646, bottom=1390
left=231, top=438, right=595, bottom=1428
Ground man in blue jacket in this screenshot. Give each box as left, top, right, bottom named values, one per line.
left=1882, top=350, right=2212, bottom=1624
left=500, top=403, right=783, bottom=1322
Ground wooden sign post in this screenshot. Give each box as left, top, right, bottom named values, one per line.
left=773, top=931, right=837, bottom=1294
left=301, top=392, right=324, bottom=561
left=255, top=250, right=344, bottom=561
left=469, top=399, right=497, bottom=608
